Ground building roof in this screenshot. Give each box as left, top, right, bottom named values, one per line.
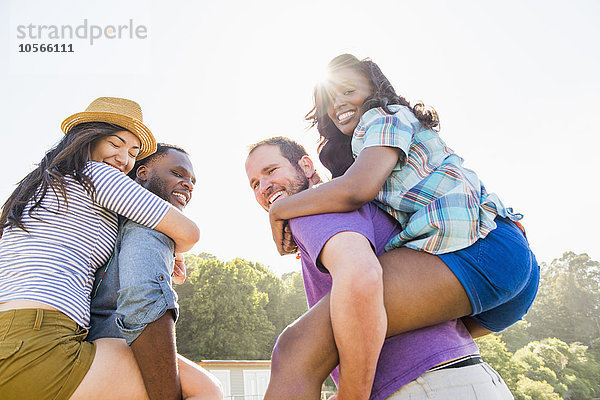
left=198, top=360, right=271, bottom=366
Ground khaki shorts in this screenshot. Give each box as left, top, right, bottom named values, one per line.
left=0, top=308, right=96, bottom=400
left=387, top=362, right=514, bottom=399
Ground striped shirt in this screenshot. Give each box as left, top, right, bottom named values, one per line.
left=0, top=161, right=170, bottom=327
left=352, top=105, right=522, bottom=254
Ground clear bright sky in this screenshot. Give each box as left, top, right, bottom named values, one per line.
left=1, top=0, right=599, bottom=276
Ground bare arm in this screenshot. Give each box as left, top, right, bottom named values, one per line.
left=130, top=312, right=182, bottom=400
left=269, top=146, right=400, bottom=254
left=154, top=207, right=200, bottom=253
left=271, top=146, right=400, bottom=220
left=320, top=231, right=387, bottom=400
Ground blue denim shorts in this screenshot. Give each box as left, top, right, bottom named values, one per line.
left=439, top=217, right=540, bottom=332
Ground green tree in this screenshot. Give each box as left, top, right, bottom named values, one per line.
left=175, top=254, right=276, bottom=360
left=477, top=332, right=600, bottom=399
left=562, top=342, right=600, bottom=400
left=250, top=261, right=287, bottom=336
left=511, top=338, right=600, bottom=399
left=476, top=334, right=523, bottom=388
left=281, top=271, right=308, bottom=323
left=513, top=339, right=569, bottom=397
left=526, top=252, right=600, bottom=345
left=515, top=377, right=560, bottom=400
left=174, top=254, right=308, bottom=361
left=500, top=320, right=533, bottom=353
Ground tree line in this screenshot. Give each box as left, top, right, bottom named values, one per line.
left=175, top=253, right=307, bottom=360
left=175, top=251, right=600, bottom=400
left=477, top=252, right=600, bottom=400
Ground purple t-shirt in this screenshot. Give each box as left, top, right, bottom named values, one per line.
left=289, top=202, right=479, bottom=400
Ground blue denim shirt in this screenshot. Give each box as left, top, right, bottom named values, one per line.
left=88, top=218, right=179, bottom=344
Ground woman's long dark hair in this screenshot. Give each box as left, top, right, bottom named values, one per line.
left=0, top=122, right=128, bottom=235
left=306, top=54, right=440, bottom=177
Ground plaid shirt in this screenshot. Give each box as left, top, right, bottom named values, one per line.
left=352, top=105, right=522, bottom=254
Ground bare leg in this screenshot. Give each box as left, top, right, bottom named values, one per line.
left=265, top=247, right=483, bottom=400
left=179, top=354, right=224, bottom=400
left=378, top=248, right=472, bottom=335
left=461, top=317, right=492, bottom=338
left=71, top=338, right=223, bottom=400
left=265, top=296, right=338, bottom=400
left=71, top=338, right=149, bottom=400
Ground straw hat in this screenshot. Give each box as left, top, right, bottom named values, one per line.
left=61, top=97, right=157, bottom=159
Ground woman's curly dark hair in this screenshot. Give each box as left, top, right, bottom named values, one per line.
left=306, top=54, right=439, bottom=177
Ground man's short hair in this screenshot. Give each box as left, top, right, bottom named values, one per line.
left=248, top=137, right=308, bottom=166
left=128, top=143, right=189, bottom=179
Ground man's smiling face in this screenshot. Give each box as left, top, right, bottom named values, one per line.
left=245, top=144, right=309, bottom=212
left=139, top=148, right=196, bottom=211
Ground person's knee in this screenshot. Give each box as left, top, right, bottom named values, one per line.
left=198, top=379, right=224, bottom=400
left=266, top=325, right=311, bottom=396
left=188, top=373, right=224, bottom=400
left=271, top=322, right=306, bottom=372
left=267, top=301, right=337, bottom=399
left=178, top=355, right=225, bottom=400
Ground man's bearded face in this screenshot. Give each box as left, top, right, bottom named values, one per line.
left=245, top=145, right=309, bottom=212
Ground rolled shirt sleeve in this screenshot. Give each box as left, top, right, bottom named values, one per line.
left=354, top=106, right=417, bottom=157
left=114, top=221, right=179, bottom=345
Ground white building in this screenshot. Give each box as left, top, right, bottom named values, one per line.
left=199, top=360, right=271, bottom=400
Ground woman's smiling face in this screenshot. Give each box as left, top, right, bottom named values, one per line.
left=90, top=130, right=140, bottom=173
left=326, top=67, right=373, bottom=136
